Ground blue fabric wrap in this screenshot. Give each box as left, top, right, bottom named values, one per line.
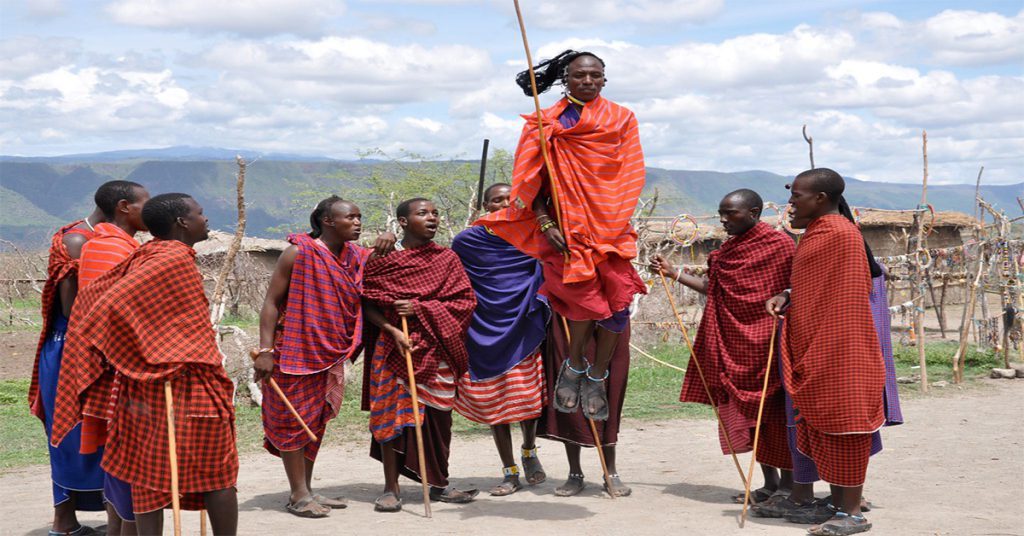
left=40, top=314, right=105, bottom=510
left=451, top=226, right=549, bottom=381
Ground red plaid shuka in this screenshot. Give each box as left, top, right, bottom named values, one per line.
left=782, top=215, right=885, bottom=435
left=28, top=220, right=95, bottom=421
left=50, top=239, right=237, bottom=510
left=681, top=222, right=794, bottom=411
left=276, top=233, right=370, bottom=374
left=360, top=242, right=476, bottom=389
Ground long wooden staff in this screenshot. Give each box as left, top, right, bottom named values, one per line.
left=249, top=351, right=318, bottom=442
left=401, top=317, right=432, bottom=518
left=513, top=0, right=615, bottom=499
left=740, top=326, right=778, bottom=527
left=657, top=271, right=748, bottom=488
left=164, top=381, right=182, bottom=536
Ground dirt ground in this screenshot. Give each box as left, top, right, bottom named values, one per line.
left=2, top=380, right=1021, bottom=536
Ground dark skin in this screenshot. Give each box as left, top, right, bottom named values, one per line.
left=651, top=194, right=794, bottom=497
left=361, top=200, right=475, bottom=507
left=533, top=55, right=628, bottom=497
left=253, top=201, right=395, bottom=515
left=764, top=177, right=864, bottom=521
left=53, top=190, right=149, bottom=535
left=134, top=199, right=238, bottom=536
left=479, top=187, right=544, bottom=495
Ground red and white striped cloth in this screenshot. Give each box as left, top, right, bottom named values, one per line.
left=454, top=351, right=546, bottom=425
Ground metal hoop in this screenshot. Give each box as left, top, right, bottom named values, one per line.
left=915, top=248, right=933, bottom=270
left=668, top=214, right=700, bottom=247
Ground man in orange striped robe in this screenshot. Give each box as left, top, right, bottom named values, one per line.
left=478, top=50, right=645, bottom=496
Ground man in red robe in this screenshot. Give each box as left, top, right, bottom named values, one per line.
left=52, top=194, right=238, bottom=535
left=767, top=169, right=885, bottom=536
left=361, top=198, right=479, bottom=512
left=477, top=49, right=645, bottom=497
left=653, top=189, right=795, bottom=505
left=253, top=196, right=393, bottom=518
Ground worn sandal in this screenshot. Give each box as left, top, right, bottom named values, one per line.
left=733, top=486, right=774, bottom=504
left=373, top=491, right=403, bottom=513
left=785, top=498, right=837, bottom=525
left=753, top=496, right=810, bottom=518
left=286, top=495, right=330, bottom=518
left=602, top=474, right=632, bottom=497
left=581, top=368, right=610, bottom=420
left=521, top=446, right=547, bottom=485
left=312, top=493, right=347, bottom=509
left=430, top=486, right=479, bottom=504
left=48, top=525, right=103, bottom=536
left=808, top=512, right=872, bottom=535
left=554, top=361, right=586, bottom=413
left=554, top=473, right=586, bottom=497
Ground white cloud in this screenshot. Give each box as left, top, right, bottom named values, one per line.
left=523, top=0, right=724, bottom=29
left=0, top=36, right=79, bottom=79
left=922, top=9, right=1024, bottom=66
left=105, top=0, right=345, bottom=36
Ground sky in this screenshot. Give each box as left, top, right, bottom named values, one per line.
left=1, top=0, right=1022, bottom=184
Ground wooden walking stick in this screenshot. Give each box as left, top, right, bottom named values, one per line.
left=513, top=0, right=616, bottom=498
left=164, top=381, right=182, bottom=536
left=740, top=326, right=778, bottom=527
left=249, top=351, right=318, bottom=442
left=200, top=509, right=207, bottom=536
left=657, top=270, right=748, bottom=489
left=401, top=317, right=433, bottom=518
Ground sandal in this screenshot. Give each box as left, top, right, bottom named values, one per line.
left=430, top=486, right=479, bottom=504
left=554, top=473, right=585, bottom=497
left=602, top=474, right=632, bottom=497
left=808, top=512, right=872, bottom=535
left=554, top=361, right=586, bottom=413
left=286, top=495, right=330, bottom=518
left=785, top=498, right=837, bottom=524
left=490, top=465, right=523, bottom=496
left=581, top=368, right=610, bottom=421
left=733, top=486, right=774, bottom=504
left=48, top=525, right=103, bottom=536
left=521, top=446, right=546, bottom=485
left=753, top=496, right=810, bottom=518
left=373, top=491, right=403, bottom=513
left=312, top=493, right=347, bottom=509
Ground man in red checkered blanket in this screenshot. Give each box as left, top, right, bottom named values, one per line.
left=653, top=189, right=795, bottom=506
left=360, top=198, right=479, bottom=513
left=51, top=193, right=239, bottom=535
left=252, top=196, right=394, bottom=519
left=768, top=169, right=885, bottom=536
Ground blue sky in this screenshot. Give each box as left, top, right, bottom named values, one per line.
left=1, top=0, right=1021, bottom=184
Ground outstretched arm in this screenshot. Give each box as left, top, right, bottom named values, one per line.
left=651, top=254, right=708, bottom=294
left=254, top=245, right=297, bottom=382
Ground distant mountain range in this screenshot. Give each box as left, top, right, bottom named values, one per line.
left=1, top=146, right=1020, bottom=248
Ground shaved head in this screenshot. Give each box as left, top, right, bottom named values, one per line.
left=793, top=168, right=845, bottom=205
left=722, top=188, right=763, bottom=214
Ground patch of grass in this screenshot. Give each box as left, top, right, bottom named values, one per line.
left=0, top=380, right=49, bottom=470
left=220, top=313, right=259, bottom=330
left=893, top=341, right=1003, bottom=390
left=623, top=343, right=713, bottom=421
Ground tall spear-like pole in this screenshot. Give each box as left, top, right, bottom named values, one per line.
left=512, top=0, right=614, bottom=498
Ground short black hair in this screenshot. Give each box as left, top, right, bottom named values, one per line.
left=94, top=180, right=146, bottom=219
left=483, top=183, right=511, bottom=203
left=308, top=195, right=346, bottom=239
left=396, top=197, right=431, bottom=219
left=795, top=168, right=844, bottom=204
left=142, top=193, right=193, bottom=239
left=723, top=188, right=763, bottom=213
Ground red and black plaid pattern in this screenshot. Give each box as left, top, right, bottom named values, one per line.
left=276, top=234, right=370, bottom=374
left=717, top=396, right=793, bottom=470
left=795, top=422, right=872, bottom=487
left=262, top=362, right=344, bottom=461
left=51, top=239, right=236, bottom=498
left=28, top=220, right=94, bottom=421
left=361, top=243, right=476, bottom=387
left=781, top=215, right=885, bottom=434
left=681, top=222, right=794, bottom=418
left=103, top=366, right=237, bottom=512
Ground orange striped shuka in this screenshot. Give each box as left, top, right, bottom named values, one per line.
left=78, top=222, right=139, bottom=288
left=477, top=95, right=646, bottom=286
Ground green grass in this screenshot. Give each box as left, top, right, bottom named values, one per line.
left=0, top=341, right=1001, bottom=472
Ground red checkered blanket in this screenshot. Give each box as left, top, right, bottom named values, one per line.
left=681, top=221, right=794, bottom=418
left=361, top=242, right=475, bottom=386
left=781, top=215, right=885, bottom=434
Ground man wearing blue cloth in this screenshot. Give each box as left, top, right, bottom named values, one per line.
left=453, top=183, right=550, bottom=496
